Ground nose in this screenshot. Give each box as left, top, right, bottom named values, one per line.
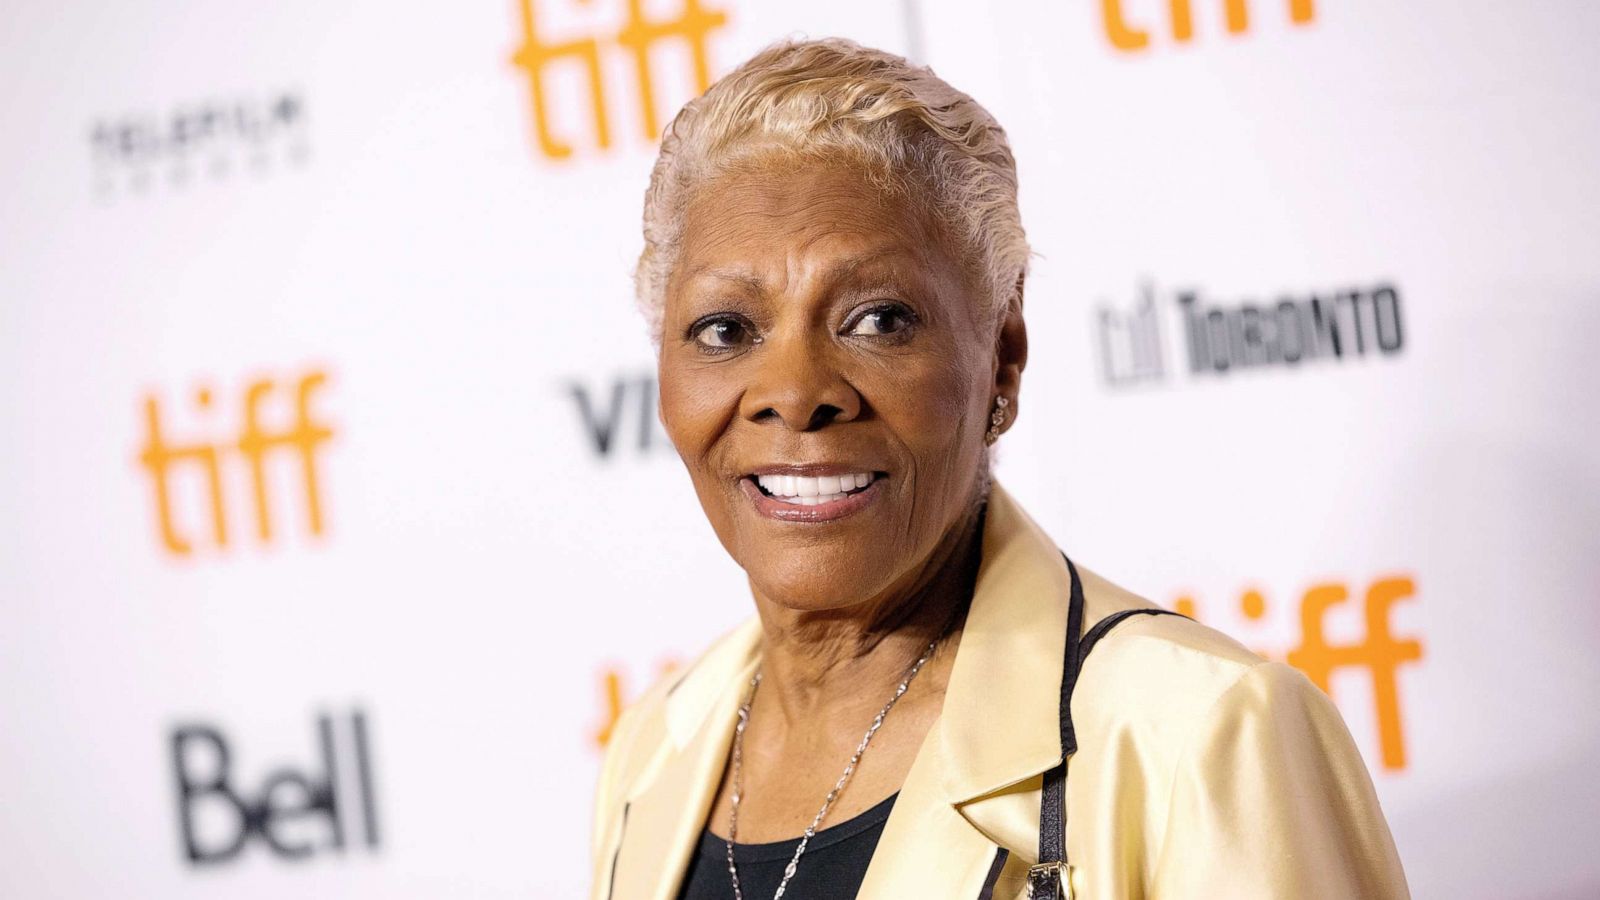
left=739, top=333, right=861, bottom=431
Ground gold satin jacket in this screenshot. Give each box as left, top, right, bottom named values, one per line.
left=590, top=485, right=1410, bottom=899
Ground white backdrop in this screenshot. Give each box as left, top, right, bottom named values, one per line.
left=2, top=1, right=1598, bottom=897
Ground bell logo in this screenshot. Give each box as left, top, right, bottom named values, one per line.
left=510, top=0, right=729, bottom=161
left=1102, top=0, right=1315, bottom=52
left=136, top=369, right=334, bottom=557
left=170, top=709, right=379, bottom=865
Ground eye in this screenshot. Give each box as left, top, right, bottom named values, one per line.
left=845, top=303, right=918, bottom=337
left=689, top=315, right=758, bottom=352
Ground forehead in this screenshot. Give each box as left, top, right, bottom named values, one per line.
left=674, top=160, right=955, bottom=290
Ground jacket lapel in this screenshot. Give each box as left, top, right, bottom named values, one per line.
left=607, top=622, right=761, bottom=900
left=854, top=721, right=1015, bottom=898
left=608, top=484, right=1082, bottom=899
left=860, top=484, right=1077, bottom=895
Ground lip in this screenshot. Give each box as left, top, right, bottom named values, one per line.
left=746, top=463, right=876, bottom=477
left=738, top=470, right=886, bottom=523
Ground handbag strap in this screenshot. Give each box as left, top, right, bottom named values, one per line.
left=1028, top=556, right=1185, bottom=899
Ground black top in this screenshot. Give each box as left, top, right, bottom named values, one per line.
left=675, top=792, right=899, bottom=900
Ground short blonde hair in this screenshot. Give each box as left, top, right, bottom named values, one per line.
left=635, top=37, right=1030, bottom=338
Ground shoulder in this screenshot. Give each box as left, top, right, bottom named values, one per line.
left=1068, top=576, right=1407, bottom=895
left=1071, top=565, right=1327, bottom=757
left=1068, top=589, right=1410, bottom=894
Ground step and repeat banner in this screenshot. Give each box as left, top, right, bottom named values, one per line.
left=2, top=0, right=1597, bottom=897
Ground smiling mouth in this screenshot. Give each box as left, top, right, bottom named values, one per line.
left=749, top=472, right=880, bottom=506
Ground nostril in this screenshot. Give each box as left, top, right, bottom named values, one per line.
left=807, top=404, right=844, bottom=431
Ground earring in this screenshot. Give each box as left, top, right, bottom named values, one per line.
left=984, top=396, right=1009, bottom=446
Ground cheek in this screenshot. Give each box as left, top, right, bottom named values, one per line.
left=877, top=353, right=986, bottom=461
left=658, top=359, right=737, bottom=467
left=865, top=353, right=988, bottom=537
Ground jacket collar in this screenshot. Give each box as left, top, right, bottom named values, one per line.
left=610, top=624, right=759, bottom=900
left=656, top=482, right=1068, bottom=778
left=664, top=620, right=761, bottom=752
left=617, top=483, right=1072, bottom=896
left=936, top=482, right=1070, bottom=806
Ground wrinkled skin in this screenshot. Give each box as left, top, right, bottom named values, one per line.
left=657, top=158, right=1027, bottom=842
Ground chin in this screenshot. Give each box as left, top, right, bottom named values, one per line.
left=746, top=555, right=897, bottom=613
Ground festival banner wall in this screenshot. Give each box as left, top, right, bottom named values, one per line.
left=2, top=0, right=1597, bottom=896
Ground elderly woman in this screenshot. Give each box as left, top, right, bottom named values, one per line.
left=591, top=38, right=1407, bottom=900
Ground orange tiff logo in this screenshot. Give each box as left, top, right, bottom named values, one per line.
left=594, top=658, right=680, bottom=748
left=510, top=0, right=728, bottom=161
left=136, top=370, right=334, bottom=557
left=1102, top=0, right=1314, bottom=51
left=1176, top=574, right=1422, bottom=770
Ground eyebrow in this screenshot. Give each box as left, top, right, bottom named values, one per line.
left=682, top=265, right=765, bottom=292
left=821, top=248, right=909, bottom=285
left=683, top=247, right=913, bottom=294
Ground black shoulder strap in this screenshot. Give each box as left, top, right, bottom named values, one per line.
left=1028, top=556, right=1185, bottom=899
left=1078, top=608, right=1183, bottom=672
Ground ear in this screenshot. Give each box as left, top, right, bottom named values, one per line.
left=992, top=274, right=1028, bottom=436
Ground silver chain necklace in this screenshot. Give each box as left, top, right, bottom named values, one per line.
left=724, top=638, right=940, bottom=900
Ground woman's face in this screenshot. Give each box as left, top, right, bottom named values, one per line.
left=658, top=160, right=1023, bottom=612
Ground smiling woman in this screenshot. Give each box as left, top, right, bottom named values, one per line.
left=591, top=38, right=1409, bottom=900
left=661, top=159, right=1009, bottom=615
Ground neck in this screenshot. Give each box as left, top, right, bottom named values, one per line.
left=750, top=496, right=987, bottom=724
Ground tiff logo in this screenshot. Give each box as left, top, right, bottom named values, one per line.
left=137, top=369, right=334, bottom=557
left=510, top=0, right=729, bottom=161
left=1095, top=280, right=1404, bottom=386
left=569, top=372, right=671, bottom=459
left=1175, top=574, right=1423, bottom=770
left=1102, top=0, right=1314, bottom=52
left=594, top=658, right=680, bottom=748
left=1096, top=280, right=1166, bottom=387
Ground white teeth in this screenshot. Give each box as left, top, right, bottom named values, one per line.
left=755, top=472, right=876, bottom=503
